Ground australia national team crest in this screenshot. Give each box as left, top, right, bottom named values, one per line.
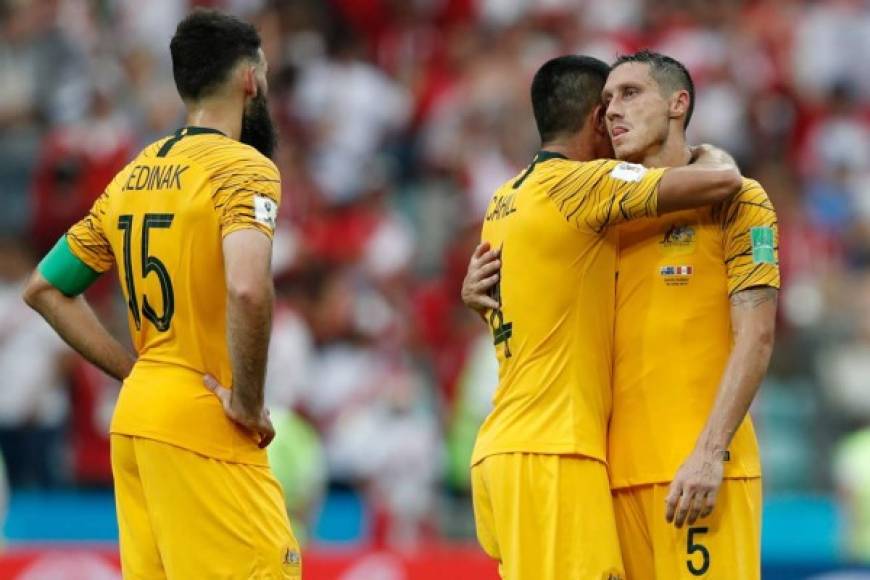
left=659, top=223, right=696, bottom=256
left=660, top=264, right=693, bottom=286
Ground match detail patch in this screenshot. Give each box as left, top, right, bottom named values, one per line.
left=610, top=162, right=647, bottom=183
left=254, top=195, right=278, bottom=230
left=750, top=226, right=775, bottom=264
left=660, top=264, right=693, bottom=286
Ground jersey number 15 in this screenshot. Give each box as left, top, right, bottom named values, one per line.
left=117, top=213, right=175, bottom=332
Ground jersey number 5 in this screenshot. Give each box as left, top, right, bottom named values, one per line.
left=118, top=213, right=175, bottom=332
left=686, top=526, right=710, bottom=576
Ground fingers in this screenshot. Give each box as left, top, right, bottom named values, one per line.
left=467, top=252, right=501, bottom=295
left=701, top=487, right=718, bottom=519
left=257, top=413, right=276, bottom=448
left=204, top=374, right=231, bottom=402
left=462, top=249, right=502, bottom=311
left=472, top=294, right=500, bottom=311
left=471, top=242, right=491, bottom=261
left=203, top=374, right=235, bottom=419
left=673, top=488, right=694, bottom=528
left=666, top=477, right=697, bottom=528
left=665, top=481, right=682, bottom=524
left=476, top=257, right=501, bottom=277
left=686, top=491, right=706, bottom=526
left=470, top=247, right=499, bottom=270
left=203, top=373, right=221, bottom=393
left=671, top=484, right=717, bottom=528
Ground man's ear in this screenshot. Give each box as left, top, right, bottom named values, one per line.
left=593, top=103, right=608, bottom=136
left=669, top=90, right=690, bottom=123
left=242, top=65, right=258, bottom=99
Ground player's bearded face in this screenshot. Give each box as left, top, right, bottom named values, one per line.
left=603, top=63, right=670, bottom=163
left=240, top=85, right=277, bottom=159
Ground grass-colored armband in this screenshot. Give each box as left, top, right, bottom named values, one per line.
left=37, top=236, right=101, bottom=296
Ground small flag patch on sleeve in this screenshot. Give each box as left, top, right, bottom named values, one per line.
left=750, top=226, right=775, bottom=264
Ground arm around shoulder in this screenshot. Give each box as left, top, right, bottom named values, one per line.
left=657, top=164, right=742, bottom=214
left=657, top=144, right=742, bottom=214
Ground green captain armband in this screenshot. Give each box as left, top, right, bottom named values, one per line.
left=37, top=236, right=102, bottom=296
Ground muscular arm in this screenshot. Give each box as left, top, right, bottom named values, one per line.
left=695, top=286, right=778, bottom=456
left=22, top=271, right=135, bottom=380
left=657, top=145, right=742, bottom=214
left=666, top=286, right=778, bottom=527
left=223, top=229, right=274, bottom=416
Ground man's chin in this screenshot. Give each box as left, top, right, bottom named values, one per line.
left=614, top=143, right=644, bottom=163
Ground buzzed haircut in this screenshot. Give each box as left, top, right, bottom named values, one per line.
left=170, top=9, right=261, bottom=101
left=531, top=55, right=612, bottom=143
left=612, top=50, right=696, bottom=130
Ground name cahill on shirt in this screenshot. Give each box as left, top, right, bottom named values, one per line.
left=486, top=192, right=517, bottom=221
left=123, top=164, right=189, bottom=192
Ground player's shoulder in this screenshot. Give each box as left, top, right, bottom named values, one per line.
left=214, top=141, right=279, bottom=178
left=548, top=157, right=618, bottom=173
left=177, top=135, right=277, bottom=171
left=732, top=177, right=774, bottom=207
left=535, top=157, right=617, bottom=188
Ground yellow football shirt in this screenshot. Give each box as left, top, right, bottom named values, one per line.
left=66, top=127, right=280, bottom=466
left=609, top=179, right=779, bottom=488
left=471, top=152, right=665, bottom=466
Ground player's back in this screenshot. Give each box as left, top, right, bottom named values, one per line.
left=67, top=127, right=280, bottom=465
left=471, top=152, right=665, bottom=466
left=609, top=178, right=779, bottom=488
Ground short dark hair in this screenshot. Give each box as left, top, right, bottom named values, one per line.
left=170, top=9, right=261, bottom=101
left=531, top=55, right=611, bottom=143
left=612, top=50, right=695, bottom=129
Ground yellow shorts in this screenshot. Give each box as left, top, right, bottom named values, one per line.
left=612, top=478, right=761, bottom=580
left=472, top=453, right=624, bottom=580
left=111, top=434, right=301, bottom=579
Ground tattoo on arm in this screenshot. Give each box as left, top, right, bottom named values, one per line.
left=730, top=286, right=778, bottom=309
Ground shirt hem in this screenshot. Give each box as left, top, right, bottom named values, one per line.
left=610, top=471, right=762, bottom=490
left=471, top=444, right=605, bottom=468
left=110, top=428, right=269, bottom=467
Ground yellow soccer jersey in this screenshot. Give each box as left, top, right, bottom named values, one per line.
left=66, top=126, right=280, bottom=466
left=609, top=179, right=779, bottom=488
left=471, top=152, right=666, bottom=466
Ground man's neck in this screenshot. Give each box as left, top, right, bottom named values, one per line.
left=540, top=136, right=596, bottom=163
left=185, top=97, right=243, bottom=141
left=640, top=126, right=692, bottom=168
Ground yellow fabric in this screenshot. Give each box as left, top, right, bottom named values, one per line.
left=609, top=179, right=779, bottom=488
left=67, top=131, right=281, bottom=465
left=472, top=156, right=665, bottom=465
left=111, top=434, right=300, bottom=580
left=472, top=453, right=624, bottom=580
left=612, top=479, right=761, bottom=580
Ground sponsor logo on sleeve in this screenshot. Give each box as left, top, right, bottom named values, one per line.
left=610, top=162, right=647, bottom=182
left=254, top=195, right=278, bottom=230
left=283, top=547, right=301, bottom=569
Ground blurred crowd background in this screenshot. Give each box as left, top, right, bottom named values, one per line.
left=1, top=0, right=870, bottom=566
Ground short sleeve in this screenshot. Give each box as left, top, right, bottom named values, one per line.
left=214, top=157, right=281, bottom=239
left=66, top=191, right=114, bottom=273
left=546, top=160, right=665, bottom=233
left=719, top=181, right=780, bottom=295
